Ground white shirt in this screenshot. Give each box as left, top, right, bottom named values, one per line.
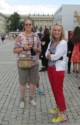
left=45, top=39, right=67, bottom=71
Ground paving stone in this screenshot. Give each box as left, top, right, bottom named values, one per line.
left=0, top=39, right=80, bottom=125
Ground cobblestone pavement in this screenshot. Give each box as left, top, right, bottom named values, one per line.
left=0, top=39, right=80, bottom=125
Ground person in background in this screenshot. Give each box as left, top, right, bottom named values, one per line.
left=71, top=26, right=80, bottom=77
left=26, top=71, right=44, bottom=95
left=67, top=35, right=74, bottom=74
left=39, top=28, right=50, bottom=71
left=26, top=75, right=44, bottom=95
left=45, top=23, right=68, bottom=123
left=13, top=17, right=41, bottom=108
left=1, top=33, right=6, bottom=43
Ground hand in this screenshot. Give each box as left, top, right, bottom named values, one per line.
left=68, top=51, right=71, bottom=54
left=23, top=44, right=32, bottom=51
left=41, top=42, right=46, bottom=46
left=33, top=47, right=38, bottom=52
left=46, top=52, right=51, bottom=60
left=28, top=44, right=32, bottom=49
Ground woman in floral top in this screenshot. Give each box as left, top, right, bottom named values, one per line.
left=13, top=18, right=41, bottom=108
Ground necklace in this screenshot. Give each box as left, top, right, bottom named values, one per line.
left=51, top=41, right=60, bottom=48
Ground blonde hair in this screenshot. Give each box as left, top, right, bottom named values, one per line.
left=50, top=23, right=66, bottom=41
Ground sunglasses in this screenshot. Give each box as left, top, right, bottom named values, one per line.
left=25, top=23, right=32, bottom=26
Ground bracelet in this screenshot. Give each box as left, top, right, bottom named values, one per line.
left=23, top=47, right=25, bottom=51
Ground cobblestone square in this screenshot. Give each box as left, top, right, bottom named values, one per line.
left=0, top=39, right=80, bottom=125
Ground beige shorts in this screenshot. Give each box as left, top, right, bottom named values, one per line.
left=17, top=65, right=39, bottom=85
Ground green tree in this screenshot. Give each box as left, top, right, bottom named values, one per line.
left=18, top=21, right=24, bottom=31
left=7, top=12, right=20, bottom=31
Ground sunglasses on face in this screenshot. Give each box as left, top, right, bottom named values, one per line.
left=25, top=23, right=32, bottom=26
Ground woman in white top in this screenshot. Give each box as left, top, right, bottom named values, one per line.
left=45, top=23, right=67, bottom=123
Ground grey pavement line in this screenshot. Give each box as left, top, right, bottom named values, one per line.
left=0, top=62, right=16, bottom=64
left=0, top=42, right=14, bottom=48
left=12, top=123, right=80, bottom=125
left=0, top=50, right=13, bottom=51
left=1, top=39, right=80, bottom=125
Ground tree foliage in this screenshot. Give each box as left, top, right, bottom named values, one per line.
left=18, top=21, right=24, bottom=31
left=7, top=12, right=20, bottom=31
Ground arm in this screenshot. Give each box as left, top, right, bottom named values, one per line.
left=13, top=44, right=32, bottom=54
left=51, top=41, right=67, bottom=61
left=45, top=40, right=67, bottom=61
left=13, top=34, right=32, bottom=54
left=13, top=47, right=23, bottom=54
left=45, top=41, right=51, bottom=59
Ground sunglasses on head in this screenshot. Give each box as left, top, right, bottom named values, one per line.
left=25, top=23, right=32, bottom=26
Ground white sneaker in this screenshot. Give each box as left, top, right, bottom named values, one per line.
left=20, top=101, right=25, bottom=108
left=30, top=100, right=37, bottom=106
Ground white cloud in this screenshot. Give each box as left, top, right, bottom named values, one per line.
left=15, top=5, right=57, bottom=15
left=0, top=0, right=58, bottom=15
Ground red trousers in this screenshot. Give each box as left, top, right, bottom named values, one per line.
left=48, top=66, right=66, bottom=112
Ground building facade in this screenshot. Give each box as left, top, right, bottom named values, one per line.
left=20, top=14, right=54, bottom=31
left=53, top=4, right=80, bottom=39
left=2, top=4, right=80, bottom=38
left=0, top=13, right=53, bottom=34
left=0, top=13, right=7, bottom=33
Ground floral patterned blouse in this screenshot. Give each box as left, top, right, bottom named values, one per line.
left=14, top=32, right=41, bottom=66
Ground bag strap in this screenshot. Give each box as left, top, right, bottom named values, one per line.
left=32, top=33, right=35, bottom=47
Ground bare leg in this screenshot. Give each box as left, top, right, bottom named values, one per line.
left=78, top=63, right=80, bottom=74
left=29, top=83, right=36, bottom=106
left=20, top=84, right=26, bottom=97
left=29, top=83, right=35, bottom=98
left=20, top=84, right=26, bottom=108
left=36, top=74, right=40, bottom=88
left=36, top=82, right=39, bottom=88
left=78, top=63, right=80, bottom=89
left=73, top=63, right=77, bottom=77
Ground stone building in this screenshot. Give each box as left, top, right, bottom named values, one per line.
left=53, top=4, right=80, bottom=39
left=20, top=14, right=54, bottom=31
left=0, top=13, right=53, bottom=34
left=1, top=4, right=80, bottom=37
left=0, top=13, right=7, bottom=33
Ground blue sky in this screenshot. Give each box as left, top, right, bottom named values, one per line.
left=0, top=0, right=80, bottom=15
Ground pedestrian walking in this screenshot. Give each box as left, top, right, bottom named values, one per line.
left=1, top=33, right=6, bottom=43
left=39, top=28, right=50, bottom=71
left=26, top=74, right=44, bottom=95
left=67, top=36, right=74, bottom=74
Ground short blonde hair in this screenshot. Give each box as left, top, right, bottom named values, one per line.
left=50, top=23, right=66, bottom=41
